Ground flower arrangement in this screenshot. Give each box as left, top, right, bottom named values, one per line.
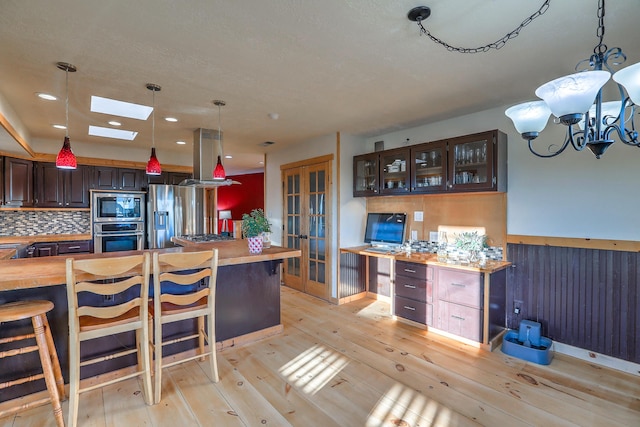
left=241, top=208, right=271, bottom=238
left=454, top=231, right=486, bottom=252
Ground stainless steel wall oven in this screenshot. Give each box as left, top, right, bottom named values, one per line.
left=91, top=190, right=145, bottom=253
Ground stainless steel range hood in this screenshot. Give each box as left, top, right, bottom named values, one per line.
left=179, top=128, right=239, bottom=187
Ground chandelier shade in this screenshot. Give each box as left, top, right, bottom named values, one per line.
left=534, top=71, right=610, bottom=122
left=504, top=101, right=552, bottom=137
left=55, top=62, right=77, bottom=169
left=612, top=62, right=640, bottom=105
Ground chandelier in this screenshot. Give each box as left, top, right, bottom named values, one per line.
left=504, top=0, right=640, bottom=158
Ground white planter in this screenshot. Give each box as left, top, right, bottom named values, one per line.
left=247, top=236, right=263, bottom=254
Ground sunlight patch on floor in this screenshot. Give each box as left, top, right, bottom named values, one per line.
left=278, top=344, right=349, bottom=395
left=366, top=382, right=456, bottom=427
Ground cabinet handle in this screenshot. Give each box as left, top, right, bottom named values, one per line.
left=403, top=306, right=416, bottom=311
left=451, top=283, right=466, bottom=287
left=403, top=268, right=416, bottom=273
left=67, top=246, right=81, bottom=250
left=451, top=315, right=465, bottom=320
left=403, top=284, right=416, bottom=289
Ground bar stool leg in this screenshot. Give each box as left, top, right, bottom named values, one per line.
left=198, top=316, right=205, bottom=361
left=68, top=322, right=80, bottom=427
left=207, top=312, right=219, bottom=383
left=42, top=314, right=65, bottom=400
left=32, top=314, right=64, bottom=427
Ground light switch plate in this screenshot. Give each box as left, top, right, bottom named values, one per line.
left=414, top=211, right=423, bottom=222
left=429, top=231, right=438, bottom=242
left=411, top=230, right=418, bottom=240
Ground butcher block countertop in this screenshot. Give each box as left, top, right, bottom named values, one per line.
left=341, top=245, right=511, bottom=274
left=0, top=239, right=300, bottom=291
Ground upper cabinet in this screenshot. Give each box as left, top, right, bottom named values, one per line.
left=34, top=163, right=90, bottom=208
left=353, top=130, right=507, bottom=197
left=2, top=157, right=34, bottom=207
left=93, top=166, right=145, bottom=191
left=145, top=171, right=193, bottom=187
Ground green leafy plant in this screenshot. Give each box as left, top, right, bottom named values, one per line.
left=241, top=208, right=271, bottom=238
left=454, top=231, right=486, bottom=252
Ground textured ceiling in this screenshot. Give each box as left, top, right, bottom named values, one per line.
left=0, top=0, right=639, bottom=174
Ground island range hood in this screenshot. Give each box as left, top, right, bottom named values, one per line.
left=179, top=128, right=239, bottom=187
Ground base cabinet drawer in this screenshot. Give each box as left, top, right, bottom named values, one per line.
left=437, top=301, right=482, bottom=342
left=437, top=269, right=483, bottom=308
left=395, top=295, right=433, bottom=326
left=58, top=240, right=92, bottom=254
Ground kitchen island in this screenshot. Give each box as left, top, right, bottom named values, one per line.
left=0, top=240, right=300, bottom=404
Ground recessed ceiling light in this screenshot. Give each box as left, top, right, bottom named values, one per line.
left=108, top=120, right=122, bottom=126
left=164, top=117, right=178, bottom=122
left=225, top=155, right=232, bottom=159
left=176, top=140, right=186, bottom=145
left=37, top=93, right=57, bottom=101
left=90, top=96, right=152, bottom=120
left=52, top=124, right=66, bottom=130
left=88, top=125, right=138, bottom=141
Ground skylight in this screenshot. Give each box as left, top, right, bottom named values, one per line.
left=88, top=125, right=138, bottom=141
left=90, top=96, right=152, bottom=120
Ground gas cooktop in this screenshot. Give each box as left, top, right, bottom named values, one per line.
left=180, top=234, right=235, bottom=242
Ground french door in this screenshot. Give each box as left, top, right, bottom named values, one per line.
left=282, top=159, right=331, bottom=301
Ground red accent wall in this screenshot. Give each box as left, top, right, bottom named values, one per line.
left=217, top=172, right=264, bottom=231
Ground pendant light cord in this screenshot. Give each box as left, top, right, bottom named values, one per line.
left=65, top=68, right=69, bottom=138
left=152, top=89, right=155, bottom=148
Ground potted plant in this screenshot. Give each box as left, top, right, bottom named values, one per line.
left=454, top=231, right=486, bottom=263
left=241, top=209, right=271, bottom=254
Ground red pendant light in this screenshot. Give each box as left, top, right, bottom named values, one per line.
left=212, top=100, right=226, bottom=180
left=145, top=83, right=162, bottom=175
left=55, top=62, right=77, bottom=169
left=213, top=155, right=225, bottom=180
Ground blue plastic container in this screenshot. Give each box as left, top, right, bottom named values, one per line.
left=501, top=322, right=553, bottom=365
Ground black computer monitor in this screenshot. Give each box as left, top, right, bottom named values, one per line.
left=363, top=213, right=407, bottom=247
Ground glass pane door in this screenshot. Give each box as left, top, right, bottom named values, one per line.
left=380, top=148, right=410, bottom=194
left=283, top=168, right=303, bottom=292
left=353, top=154, right=378, bottom=196
left=449, top=134, right=494, bottom=191
left=411, top=141, right=446, bottom=192
left=305, top=163, right=328, bottom=299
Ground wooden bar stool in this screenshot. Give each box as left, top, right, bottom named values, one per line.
left=66, top=253, right=153, bottom=427
left=151, top=249, right=219, bottom=404
left=0, top=300, right=65, bottom=427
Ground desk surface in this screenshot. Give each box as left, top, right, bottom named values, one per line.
left=341, top=245, right=511, bottom=273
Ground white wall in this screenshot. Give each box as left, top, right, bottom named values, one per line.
left=363, top=104, right=640, bottom=242
left=338, top=133, right=367, bottom=248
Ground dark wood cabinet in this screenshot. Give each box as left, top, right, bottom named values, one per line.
left=27, top=240, right=92, bottom=258
left=394, top=260, right=434, bottom=326
left=35, top=163, right=90, bottom=208
left=145, top=171, right=192, bottom=187
left=353, top=129, right=507, bottom=197
left=31, top=242, right=58, bottom=257
left=2, top=157, right=34, bottom=207
left=93, top=166, right=144, bottom=191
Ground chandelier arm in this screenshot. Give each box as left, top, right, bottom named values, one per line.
left=414, top=0, right=550, bottom=53
left=568, top=126, right=589, bottom=151
left=612, top=102, right=640, bottom=146
left=527, top=134, right=571, bottom=158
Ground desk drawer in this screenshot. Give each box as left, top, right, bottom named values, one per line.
left=395, top=277, right=432, bottom=302
left=395, top=295, right=432, bottom=326
left=437, top=301, right=482, bottom=342
left=437, top=268, right=482, bottom=308
left=396, top=261, right=430, bottom=280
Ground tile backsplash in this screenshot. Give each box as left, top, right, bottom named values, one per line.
left=0, top=210, right=90, bottom=236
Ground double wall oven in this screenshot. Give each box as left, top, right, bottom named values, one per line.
left=91, top=190, right=145, bottom=253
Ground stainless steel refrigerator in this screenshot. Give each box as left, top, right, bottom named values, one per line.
left=147, top=184, right=208, bottom=248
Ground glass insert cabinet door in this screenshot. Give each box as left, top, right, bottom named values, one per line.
left=379, top=148, right=410, bottom=194
left=353, top=153, right=378, bottom=196
left=448, top=134, right=494, bottom=191
left=411, top=141, right=446, bottom=192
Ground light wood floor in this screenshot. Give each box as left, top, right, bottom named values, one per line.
left=2, top=286, right=639, bottom=426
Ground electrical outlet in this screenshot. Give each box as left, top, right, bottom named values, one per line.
left=411, top=230, right=418, bottom=240
left=414, top=211, right=423, bottom=222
